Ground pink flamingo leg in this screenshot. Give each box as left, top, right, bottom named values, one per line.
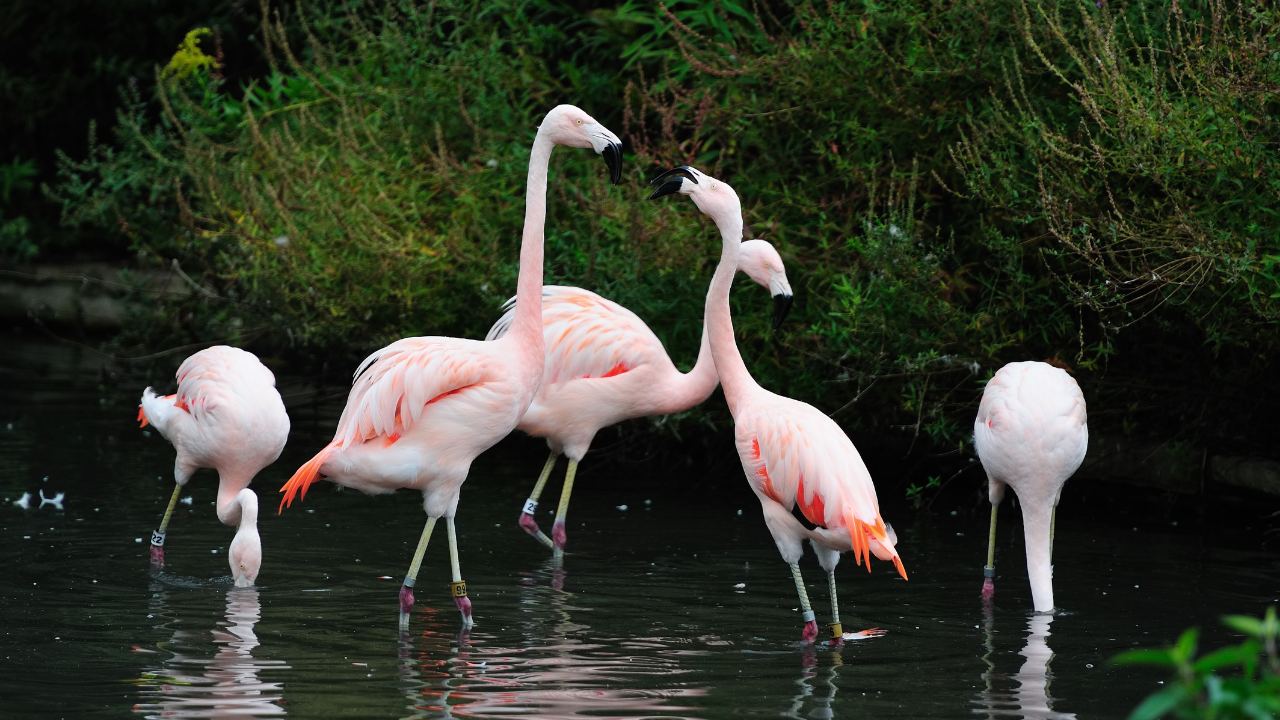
left=982, top=576, right=995, bottom=599
left=801, top=621, right=819, bottom=643
left=399, top=584, right=415, bottom=615
left=519, top=453, right=557, bottom=548
left=149, top=543, right=165, bottom=565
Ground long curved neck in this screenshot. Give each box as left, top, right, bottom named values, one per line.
left=217, top=486, right=258, bottom=528
left=506, top=133, right=554, bottom=353
left=705, top=212, right=758, bottom=415
left=656, top=322, right=719, bottom=413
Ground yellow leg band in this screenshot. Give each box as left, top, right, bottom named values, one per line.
left=828, top=622, right=843, bottom=639
left=449, top=580, right=467, bottom=598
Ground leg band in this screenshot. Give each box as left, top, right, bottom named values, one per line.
left=522, top=498, right=538, bottom=514
left=151, top=529, right=166, bottom=547
left=828, top=622, right=843, bottom=639
left=801, top=610, right=816, bottom=623
left=983, top=566, right=995, bottom=578
left=403, top=575, right=416, bottom=588
left=449, top=580, right=467, bottom=598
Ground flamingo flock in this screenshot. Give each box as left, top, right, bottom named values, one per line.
left=132, top=103, right=1089, bottom=641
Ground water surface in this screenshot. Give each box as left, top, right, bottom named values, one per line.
left=2, top=337, right=1277, bottom=718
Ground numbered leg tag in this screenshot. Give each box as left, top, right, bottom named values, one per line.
left=828, top=622, right=843, bottom=639
left=449, top=581, right=468, bottom=598
left=151, top=530, right=166, bottom=547
left=522, top=499, right=538, bottom=515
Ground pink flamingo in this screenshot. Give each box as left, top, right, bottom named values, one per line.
left=138, top=346, right=288, bottom=587
left=277, top=105, right=622, bottom=629
left=650, top=166, right=907, bottom=643
left=488, top=240, right=794, bottom=560
left=975, top=361, right=1087, bottom=612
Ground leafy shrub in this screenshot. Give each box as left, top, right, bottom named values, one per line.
left=1115, top=607, right=1280, bottom=720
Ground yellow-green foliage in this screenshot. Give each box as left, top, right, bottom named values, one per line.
left=161, top=29, right=217, bottom=84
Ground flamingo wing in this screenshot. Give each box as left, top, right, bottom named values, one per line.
left=488, top=285, right=664, bottom=384
left=736, top=398, right=906, bottom=578
left=173, top=346, right=277, bottom=424
left=280, top=336, right=490, bottom=509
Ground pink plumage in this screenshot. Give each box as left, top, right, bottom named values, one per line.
left=488, top=240, right=794, bottom=556
left=974, top=360, right=1088, bottom=612
left=650, top=165, right=903, bottom=643
left=278, top=105, right=624, bottom=629
left=138, top=345, right=288, bottom=586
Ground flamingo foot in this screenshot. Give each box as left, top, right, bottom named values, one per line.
left=454, top=595, right=473, bottom=628
left=551, top=520, right=567, bottom=551
left=399, top=584, right=415, bottom=615
left=842, top=627, right=887, bottom=641
left=519, top=511, right=541, bottom=537
left=801, top=620, right=819, bottom=643
left=551, top=567, right=566, bottom=592
left=149, top=544, right=165, bottom=566
left=981, top=576, right=995, bottom=599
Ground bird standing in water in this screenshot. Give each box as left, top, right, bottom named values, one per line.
left=651, top=166, right=907, bottom=643
left=278, top=105, right=623, bottom=630
left=138, top=345, right=288, bottom=587
left=490, top=239, right=794, bottom=560
left=974, top=361, right=1087, bottom=613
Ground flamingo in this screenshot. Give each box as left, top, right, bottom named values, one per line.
left=974, top=361, right=1088, bottom=613
left=649, top=166, right=907, bottom=643
left=487, top=239, right=794, bottom=560
left=138, top=345, right=288, bottom=587
left=277, top=104, right=623, bottom=629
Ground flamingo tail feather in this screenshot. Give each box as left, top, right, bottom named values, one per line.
left=279, top=441, right=339, bottom=513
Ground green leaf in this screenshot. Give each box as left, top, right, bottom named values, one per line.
left=1114, top=648, right=1177, bottom=667
left=1193, top=642, right=1259, bottom=673
left=1224, top=615, right=1265, bottom=638
left=1126, top=687, right=1186, bottom=720
left=1174, top=629, right=1200, bottom=664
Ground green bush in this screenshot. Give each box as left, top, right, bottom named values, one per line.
left=49, top=0, right=1280, bottom=465
left=1115, top=607, right=1280, bottom=719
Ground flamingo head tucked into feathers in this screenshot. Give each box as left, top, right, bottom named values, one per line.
left=540, top=105, right=623, bottom=185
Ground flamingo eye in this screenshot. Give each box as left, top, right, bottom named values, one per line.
left=575, top=119, right=583, bottom=125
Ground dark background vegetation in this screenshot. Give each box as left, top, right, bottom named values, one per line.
left=3, top=0, right=1279, bottom=495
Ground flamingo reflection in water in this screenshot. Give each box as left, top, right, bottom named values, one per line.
left=135, top=587, right=289, bottom=719
left=973, top=609, right=1075, bottom=719
left=395, top=565, right=706, bottom=719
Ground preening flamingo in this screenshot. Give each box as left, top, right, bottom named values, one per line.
left=650, top=166, right=907, bottom=643
left=487, top=239, right=794, bottom=560
left=974, top=361, right=1087, bottom=613
left=138, top=345, right=287, bottom=587
left=278, top=104, right=623, bottom=629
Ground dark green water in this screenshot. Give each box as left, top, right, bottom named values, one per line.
left=2, top=337, right=1277, bottom=719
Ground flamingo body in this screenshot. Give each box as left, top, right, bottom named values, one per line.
left=490, top=240, right=793, bottom=553
left=138, top=345, right=288, bottom=584
left=649, top=165, right=905, bottom=642
left=974, top=361, right=1087, bottom=612
left=278, top=104, right=623, bottom=628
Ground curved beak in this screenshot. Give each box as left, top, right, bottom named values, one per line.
left=648, top=165, right=699, bottom=199
left=601, top=142, right=623, bottom=186
left=772, top=293, right=793, bottom=330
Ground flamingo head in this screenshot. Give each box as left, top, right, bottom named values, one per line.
left=540, top=104, right=623, bottom=184
left=227, top=489, right=262, bottom=588
left=648, top=165, right=747, bottom=240
left=738, top=239, right=794, bottom=329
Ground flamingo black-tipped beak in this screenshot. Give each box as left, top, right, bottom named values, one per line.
left=602, top=143, right=623, bottom=185
left=772, top=293, right=793, bottom=330
left=647, top=165, right=699, bottom=200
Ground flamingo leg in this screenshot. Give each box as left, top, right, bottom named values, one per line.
left=1049, top=505, right=1056, bottom=579
left=447, top=516, right=473, bottom=628
left=150, top=484, right=183, bottom=565
left=550, top=459, right=578, bottom=562
left=790, top=562, right=819, bottom=643
left=982, top=501, right=999, bottom=599
left=399, top=516, right=437, bottom=629
left=518, top=451, right=558, bottom=549
left=826, top=571, right=843, bottom=641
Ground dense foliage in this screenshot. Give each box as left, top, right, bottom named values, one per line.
left=1115, top=607, right=1280, bottom=719
left=41, top=0, right=1280, bottom=465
